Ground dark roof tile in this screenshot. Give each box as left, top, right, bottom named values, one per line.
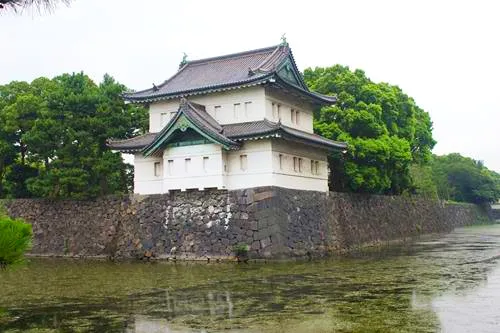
left=107, top=133, right=158, bottom=152
left=125, top=45, right=289, bottom=101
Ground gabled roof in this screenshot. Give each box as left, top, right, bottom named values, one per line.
left=141, top=99, right=240, bottom=156
left=123, top=44, right=336, bottom=105
left=108, top=110, right=347, bottom=153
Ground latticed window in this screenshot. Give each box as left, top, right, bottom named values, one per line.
left=240, top=155, right=248, bottom=171
left=203, top=156, right=209, bottom=173
left=154, top=162, right=162, bottom=177
left=167, top=160, right=173, bottom=175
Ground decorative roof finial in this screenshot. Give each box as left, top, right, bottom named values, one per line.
left=280, top=33, right=288, bottom=46
left=179, top=52, right=188, bottom=69
left=152, top=83, right=159, bottom=91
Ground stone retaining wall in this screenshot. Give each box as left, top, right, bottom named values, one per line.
left=492, top=207, right=500, bottom=220
left=2, top=187, right=492, bottom=259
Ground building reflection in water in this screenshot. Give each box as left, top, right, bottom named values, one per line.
left=126, top=290, right=236, bottom=333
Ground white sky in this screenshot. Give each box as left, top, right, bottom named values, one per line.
left=1, top=0, right=499, bottom=172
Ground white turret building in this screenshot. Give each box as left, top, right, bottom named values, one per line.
left=109, top=43, right=347, bottom=194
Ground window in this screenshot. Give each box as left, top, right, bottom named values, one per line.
left=291, top=109, right=295, bottom=123
left=184, top=158, right=191, bottom=173
left=240, top=155, right=248, bottom=171
left=311, top=160, right=320, bottom=175
left=169, top=111, right=177, bottom=120
left=277, top=104, right=281, bottom=120
left=272, top=102, right=277, bottom=119
left=154, top=162, right=162, bottom=177
left=298, top=158, right=303, bottom=173
left=160, top=113, right=169, bottom=127
left=293, top=157, right=298, bottom=172
left=244, top=101, right=252, bottom=117
left=279, top=154, right=283, bottom=170
left=233, top=103, right=241, bottom=119
left=167, top=160, right=174, bottom=175
left=203, top=156, right=209, bottom=173
left=291, top=109, right=300, bottom=125
left=214, top=105, right=221, bottom=120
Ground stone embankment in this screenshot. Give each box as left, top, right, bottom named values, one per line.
left=2, top=187, right=492, bottom=259
left=492, top=205, right=500, bottom=221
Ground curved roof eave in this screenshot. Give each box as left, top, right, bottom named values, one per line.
left=123, top=75, right=273, bottom=104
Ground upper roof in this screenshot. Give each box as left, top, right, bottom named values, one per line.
left=123, top=44, right=336, bottom=105
left=108, top=99, right=347, bottom=154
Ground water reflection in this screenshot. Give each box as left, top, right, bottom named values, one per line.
left=433, top=266, right=500, bottom=333
left=1, top=225, right=500, bottom=333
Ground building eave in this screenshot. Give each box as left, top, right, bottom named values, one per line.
left=123, top=75, right=273, bottom=104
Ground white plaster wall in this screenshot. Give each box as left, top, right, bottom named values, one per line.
left=133, top=139, right=330, bottom=193
left=270, top=140, right=329, bottom=192
left=225, top=140, right=274, bottom=190
left=134, top=154, right=163, bottom=194
left=149, top=102, right=179, bottom=133
left=162, top=143, right=225, bottom=191
left=148, top=87, right=266, bottom=132
left=265, top=92, right=314, bottom=133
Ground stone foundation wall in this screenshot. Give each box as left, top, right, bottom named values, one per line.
left=2, top=187, right=492, bottom=259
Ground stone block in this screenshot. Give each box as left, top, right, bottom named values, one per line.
left=248, top=221, right=258, bottom=231
left=260, top=236, right=271, bottom=249
left=254, top=191, right=275, bottom=202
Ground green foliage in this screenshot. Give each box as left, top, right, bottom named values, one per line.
left=0, top=73, right=148, bottom=199
left=408, top=164, right=439, bottom=199
left=0, top=211, right=32, bottom=268
left=233, top=243, right=250, bottom=262
left=431, top=153, right=500, bottom=204
left=304, top=65, right=436, bottom=194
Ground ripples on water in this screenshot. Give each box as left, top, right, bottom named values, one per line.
left=1, top=225, right=500, bottom=332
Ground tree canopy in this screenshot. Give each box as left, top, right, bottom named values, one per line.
left=430, top=154, right=500, bottom=204
left=0, top=73, right=147, bottom=199
left=0, top=0, right=69, bottom=11
left=304, top=65, right=436, bottom=194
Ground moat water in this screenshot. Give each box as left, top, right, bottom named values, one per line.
left=1, top=225, right=500, bottom=333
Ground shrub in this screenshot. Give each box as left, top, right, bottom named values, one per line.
left=0, top=214, right=32, bottom=269
left=233, top=243, right=249, bottom=263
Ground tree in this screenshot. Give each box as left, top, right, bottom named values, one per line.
left=304, top=65, right=436, bottom=194
left=0, top=0, right=69, bottom=11
left=0, top=73, right=148, bottom=199
left=0, top=209, right=32, bottom=269
left=431, top=153, right=500, bottom=204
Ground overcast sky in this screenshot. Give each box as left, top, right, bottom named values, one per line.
left=1, top=0, right=499, bottom=171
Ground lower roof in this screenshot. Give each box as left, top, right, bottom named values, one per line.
left=108, top=117, right=347, bottom=154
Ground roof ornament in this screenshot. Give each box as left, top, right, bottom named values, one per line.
left=179, top=52, right=188, bottom=69
left=280, top=33, right=288, bottom=46
left=152, top=83, right=159, bottom=92
left=248, top=67, right=255, bottom=77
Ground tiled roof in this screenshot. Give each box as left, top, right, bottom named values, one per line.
left=109, top=114, right=346, bottom=153
left=107, top=133, right=158, bottom=153
left=142, top=99, right=240, bottom=156
left=123, top=44, right=335, bottom=105
left=124, top=45, right=288, bottom=102
left=224, top=120, right=347, bottom=151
